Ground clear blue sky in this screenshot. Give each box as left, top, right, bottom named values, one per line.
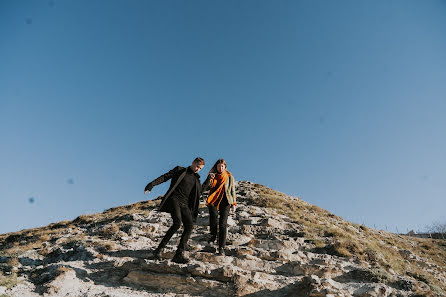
left=1, top=0, right=445, bottom=234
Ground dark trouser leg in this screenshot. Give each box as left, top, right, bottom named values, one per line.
left=157, top=199, right=182, bottom=250
left=208, top=205, right=218, bottom=236
left=177, top=205, right=194, bottom=252
left=218, top=203, right=231, bottom=249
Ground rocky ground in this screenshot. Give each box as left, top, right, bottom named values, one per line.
left=0, top=181, right=445, bottom=296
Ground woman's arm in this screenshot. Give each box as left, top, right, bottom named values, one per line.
left=231, top=175, right=237, bottom=205
left=201, top=173, right=216, bottom=193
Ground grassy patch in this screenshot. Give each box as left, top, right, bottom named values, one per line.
left=90, top=240, right=116, bottom=252
left=101, top=223, right=120, bottom=236
left=248, top=183, right=446, bottom=294
left=6, top=257, right=19, bottom=269
left=0, top=200, right=158, bottom=259
left=0, top=272, right=18, bottom=289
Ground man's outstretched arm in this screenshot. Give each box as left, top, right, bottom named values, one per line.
left=144, top=166, right=181, bottom=194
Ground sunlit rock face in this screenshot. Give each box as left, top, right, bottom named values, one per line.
left=0, top=181, right=444, bottom=296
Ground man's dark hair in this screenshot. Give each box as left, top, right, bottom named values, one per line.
left=193, top=157, right=205, bottom=166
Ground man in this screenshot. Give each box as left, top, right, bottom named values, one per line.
left=144, top=157, right=205, bottom=264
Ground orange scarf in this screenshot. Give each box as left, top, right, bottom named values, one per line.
left=207, top=170, right=230, bottom=210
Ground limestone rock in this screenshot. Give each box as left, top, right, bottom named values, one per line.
left=0, top=180, right=444, bottom=297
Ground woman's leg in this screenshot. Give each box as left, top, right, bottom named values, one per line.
left=218, top=203, right=231, bottom=249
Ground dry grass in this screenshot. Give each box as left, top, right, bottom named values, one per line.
left=57, top=266, right=74, bottom=274
left=73, top=215, right=93, bottom=224
left=55, top=235, right=82, bottom=246
left=6, top=257, right=19, bottom=268
left=250, top=183, right=446, bottom=294
left=0, top=272, right=18, bottom=289
left=313, top=239, right=326, bottom=249
left=0, top=200, right=158, bottom=258
left=38, top=247, right=51, bottom=257
left=90, top=240, right=116, bottom=252
left=101, top=223, right=120, bottom=237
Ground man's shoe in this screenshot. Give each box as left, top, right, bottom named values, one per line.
left=207, top=234, right=217, bottom=243
left=152, top=247, right=162, bottom=260
left=172, top=252, right=189, bottom=264
left=217, top=247, right=225, bottom=255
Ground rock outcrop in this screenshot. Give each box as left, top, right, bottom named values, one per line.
left=0, top=181, right=445, bottom=296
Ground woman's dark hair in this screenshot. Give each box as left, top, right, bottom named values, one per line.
left=209, top=159, right=227, bottom=173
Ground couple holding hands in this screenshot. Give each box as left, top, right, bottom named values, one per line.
left=143, top=157, right=236, bottom=264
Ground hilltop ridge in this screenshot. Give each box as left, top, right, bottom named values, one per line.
left=0, top=181, right=445, bottom=296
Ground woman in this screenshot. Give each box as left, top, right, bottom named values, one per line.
left=202, top=159, right=237, bottom=255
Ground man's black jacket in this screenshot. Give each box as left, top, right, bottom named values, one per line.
left=145, top=166, right=202, bottom=219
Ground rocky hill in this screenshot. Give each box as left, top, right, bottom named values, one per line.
left=1, top=181, right=446, bottom=297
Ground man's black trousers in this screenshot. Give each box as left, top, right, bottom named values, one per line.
left=157, top=197, right=194, bottom=253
